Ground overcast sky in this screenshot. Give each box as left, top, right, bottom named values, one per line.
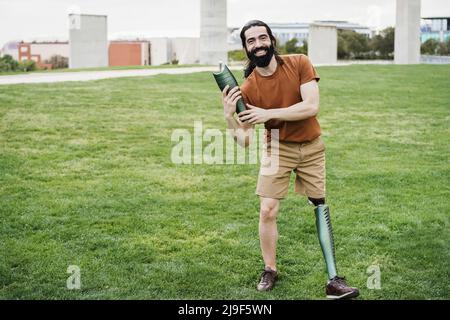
left=1, top=0, right=449, bottom=47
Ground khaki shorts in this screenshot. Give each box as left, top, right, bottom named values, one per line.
left=256, top=136, right=326, bottom=199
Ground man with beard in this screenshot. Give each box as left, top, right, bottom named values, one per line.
left=221, top=20, right=359, bottom=299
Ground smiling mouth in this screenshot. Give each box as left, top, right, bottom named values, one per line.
left=255, top=50, right=267, bottom=56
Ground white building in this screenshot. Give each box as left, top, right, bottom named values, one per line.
left=19, top=42, right=69, bottom=62
left=69, top=14, right=108, bottom=69
left=421, top=17, right=450, bottom=42
left=1, top=41, right=20, bottom=60
left=269, top=23, right=310, bottom=45
left=228, top=21, right=373, bottom=47
left=144, top=37, right=199, bottom=66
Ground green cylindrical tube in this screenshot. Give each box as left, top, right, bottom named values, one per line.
left=213, top=65, right=246, bottom=114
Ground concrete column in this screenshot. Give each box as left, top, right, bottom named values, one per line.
left=200, top=0, right=227, bottom=65
left=148, top=38, right=170, bottom=66
left=308, top=23, right=337, bottom=65
left=69, top=14, right=108, bottom=68
left=395, top=0, right=421, bottom=64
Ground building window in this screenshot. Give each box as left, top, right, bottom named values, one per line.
left=20, top=46, right=28, bottom=53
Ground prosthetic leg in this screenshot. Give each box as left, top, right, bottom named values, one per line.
left=314, top=204, right=338, bottom=280
left=309, top=197, right=337, bottom=280
left=309, top=198, right=359, bottom=299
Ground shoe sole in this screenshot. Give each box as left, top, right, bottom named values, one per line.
left=257, top=285, right=275, bottom=292
left=326, top=291, right=359, bottom=300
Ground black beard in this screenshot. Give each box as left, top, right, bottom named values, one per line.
left=247, top=44, right=275, bottom=68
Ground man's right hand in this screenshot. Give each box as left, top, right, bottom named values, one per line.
left=222, top=85, right=242, bottom=119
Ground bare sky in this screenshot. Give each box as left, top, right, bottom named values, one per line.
left=1, top=0, right=449, bottom=47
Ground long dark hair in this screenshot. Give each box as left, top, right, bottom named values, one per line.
left=240, top=20, right=284, bottom=78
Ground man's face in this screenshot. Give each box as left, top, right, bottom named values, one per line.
left=244, top=26, right=274, bottom=67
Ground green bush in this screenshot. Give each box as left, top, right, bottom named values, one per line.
left=0, top=54, right=19, bottom=72
left=18, top=59, right=36, bottom=72
left=421, top=38, right=440, bottom=55
left=280, top=38, right=308, bottom=55
left=420, top=38, right=450, bottom=56
left=228, top=50, right=246, bottom=62
left=437, top=42, right=449, bottom=55
left=44, top=55, right=68, bottom=69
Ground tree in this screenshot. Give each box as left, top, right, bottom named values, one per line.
left=338, top=30, right=370, bottom=59
left=44, top=55, right=68, bottom=69
left=18, top=59, right=36, bottom=72
left=437, top=42, right=449, bottom=55
left=0, top=54, right=19, bottom=72
left=337, top=33, right=350, bottom=59
left=299, top=40, right=308, bottom=55
left=285, top=38, right=300, bottom=54
left=228, top=49, right=246, bottom=62
left=369, top=27, right=394, bottom=59
left=278, top=38, right=307, bottom=55
left=421, top=38, right=439, bottom=55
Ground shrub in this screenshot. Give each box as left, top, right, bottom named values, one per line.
left=421, top=38, right=440, bottom=55
left=0, top=54, right=19, bottom=72
left=228, top=50, right=246, bottom=62
left=18, top=59, right=36, bottom=72
left=44, top=55, right=69, bottom=69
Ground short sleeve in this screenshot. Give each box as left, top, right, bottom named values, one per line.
left=298, top=54, right=320, bottom=85
left=240, top=84, right=251, bottom=109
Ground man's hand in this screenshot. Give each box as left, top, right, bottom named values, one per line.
left=238, top=104, right=272, bottom=124
left=222, top=85, right=241, bottom=119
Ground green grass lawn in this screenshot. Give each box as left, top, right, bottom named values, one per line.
left=0, top=64, right=449, bottom=299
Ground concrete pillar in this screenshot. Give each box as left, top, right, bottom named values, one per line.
left=308, top=23, right=337, bottom=65
left=148, top=38, right=170, bottom=66
left=395, top=0, right=421, bottom=64
left=200, top=0, right=227, bottom=65
left=69, top=14, right=108, bottom=69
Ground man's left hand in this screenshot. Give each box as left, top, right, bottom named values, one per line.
left=238, top=104, right=272, bottom=124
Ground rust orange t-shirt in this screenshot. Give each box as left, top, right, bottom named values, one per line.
left=240, top=54, right=321, bottom=143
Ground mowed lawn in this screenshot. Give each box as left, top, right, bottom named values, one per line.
left=0, top=64, right=449, bottom=300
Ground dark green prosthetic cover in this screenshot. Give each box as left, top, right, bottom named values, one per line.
left=213, top=65, right=246, bottom=114
left=314, top=204, right=338, bottom=280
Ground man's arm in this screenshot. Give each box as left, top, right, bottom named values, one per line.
left=225, top=115, right=254, bottom=148
left=238, top=80, right=320, bottom=124
left=222, top=86, right=255, bottom=148
left=270, top=80, right=320, bottom=121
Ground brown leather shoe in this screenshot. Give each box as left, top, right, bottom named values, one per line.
left=326, top=276, right=359, bottom=299
left=257, top=267, right=278, bottom=292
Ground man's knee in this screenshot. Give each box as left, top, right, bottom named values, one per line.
left=260, top=198, right=279, bottom=222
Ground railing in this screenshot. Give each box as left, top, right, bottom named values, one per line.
left=420, top=55, right=450, bottom=64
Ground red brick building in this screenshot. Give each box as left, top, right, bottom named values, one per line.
left=108, top=41, right=150, bottom=66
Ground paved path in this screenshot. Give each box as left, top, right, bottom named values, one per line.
left=0, top=66, right=237, bottom=85
left=0, top=61, right=395, bottom=85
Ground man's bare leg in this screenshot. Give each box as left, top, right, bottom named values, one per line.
left=259, top=197, right=280, bottom=270
left=257, top=197, right=280, bottom=291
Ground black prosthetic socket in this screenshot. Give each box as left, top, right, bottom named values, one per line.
left=308, top=197, right=325, bottom=207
